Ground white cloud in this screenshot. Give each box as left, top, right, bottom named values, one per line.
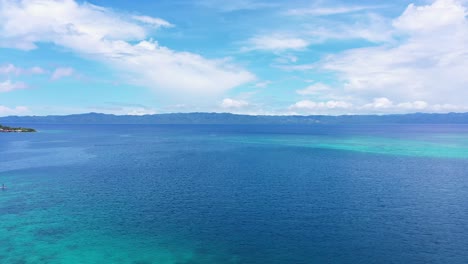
left=243, top=34, right=309, bottom=52
left=0, top=64, right=18, bottom=75
left=250, top=13, right=392, bottom=57
left=398, top=101, right=429, bottom=110
left=392, top=0, right=466, bottom=33
left=362, top=98, right=428, bottom=111
left=0, top=0, right=254, bottom=96
left=320, top=0, right=468, bottom=106
left=275, top=54, right=298, bottom=64
left=296, top=83, right=332, bottom=95
left=93, top=102, right=158, bottom=115
left=276, top=64, right=316, bottom=71
left=0, top=80, right=27, bottom=92
left=288, top=97, right=468, bottom=114
left=124, top=40, right=255, bottom=96
left=30, top=66, right=46, bottom=74
left=0, top=105, right=29, bottom=116
left=132, top=15, right=173, bottom=28
left=220, top=98, right=250, bottom=109
left=0, top=64, right=46, bottom=75
left=306, top=13, right=393, bottom=43
left=0, top=0, right=147, bottom=50
left=289, top=100, right=353, bottom=112
left=360, top=98, right=460, bottom=113
left=286, top=5, right=385, bottom=16
left=51, top=67, right=74, bottom=81
left=363, top=97, right=394, bottom=109
left=254, top=80, right=272, bottom=88
left=363, top=98, right=430, bottom=111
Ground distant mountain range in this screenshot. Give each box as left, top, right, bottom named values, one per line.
left=1, top=112, right=468, bottom=125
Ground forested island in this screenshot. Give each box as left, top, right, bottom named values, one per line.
left=0, top=124, right=36, bottom=132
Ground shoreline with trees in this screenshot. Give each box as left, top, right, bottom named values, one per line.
left=0, top=124, right=36, bottom=133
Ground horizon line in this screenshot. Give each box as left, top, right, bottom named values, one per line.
left=2, top=111, right=468, bottom=118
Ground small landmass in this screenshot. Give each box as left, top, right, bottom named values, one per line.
left=0, top=124, right=36, bottom=133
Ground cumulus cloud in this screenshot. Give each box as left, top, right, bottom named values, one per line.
left=220, top=98, right=250, bottom=109
left=320, top=0, right=468, bottom=106
left=0, top=80, right=28, bottom=92
left=0, top=0, right=254, bottom=96
left=392, top=0, right=466, bottom=33
left=51, top=67, right=74, bottom=81
left=0, top=105, right=29, bottom=116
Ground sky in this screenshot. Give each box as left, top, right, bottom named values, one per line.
left=0, top=0, right=467, bottom=116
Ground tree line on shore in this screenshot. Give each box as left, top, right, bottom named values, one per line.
left=0, top=124, right=36, bottom=132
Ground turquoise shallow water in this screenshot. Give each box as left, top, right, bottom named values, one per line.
left=1, top=124, right=468, bottom=263
left=223, top=135, right=468, bottom=158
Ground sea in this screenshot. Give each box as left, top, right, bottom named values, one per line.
left=1, top=124, right=468, bottom=264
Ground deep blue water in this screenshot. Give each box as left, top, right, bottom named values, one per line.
left=1, top=124, right=468, bottom=263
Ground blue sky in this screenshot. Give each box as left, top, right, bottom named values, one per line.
left=0, top=0, right=467, bottom=116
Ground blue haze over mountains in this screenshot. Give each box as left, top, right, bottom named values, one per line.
left=1, top=112, right=468, bottom=124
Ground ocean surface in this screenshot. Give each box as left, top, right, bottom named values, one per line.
left=1, top=124, right=468, bottom=264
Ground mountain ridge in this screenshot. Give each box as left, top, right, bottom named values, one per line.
left=1, top=112, right=468, bottom=124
